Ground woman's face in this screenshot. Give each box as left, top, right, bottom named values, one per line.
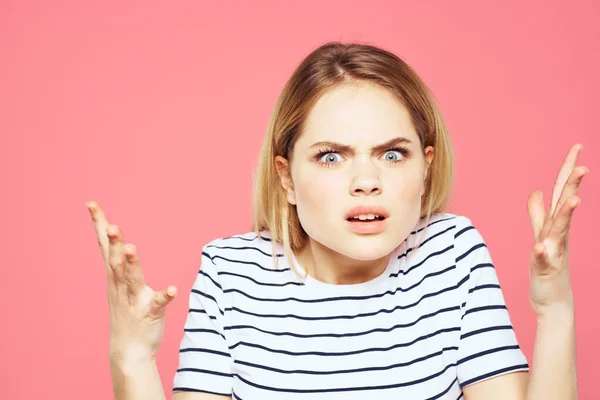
left=276, top=82, right=434, bottom=261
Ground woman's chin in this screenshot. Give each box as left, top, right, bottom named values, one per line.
left=334, top=236, right=399, bottom=261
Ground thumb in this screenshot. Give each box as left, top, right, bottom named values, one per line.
left=530, top=242, right=550, bottom=275
left=150, top=285, right=178, bottom=317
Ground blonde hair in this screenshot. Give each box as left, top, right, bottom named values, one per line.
left=252, top=41, right=455, bottom=277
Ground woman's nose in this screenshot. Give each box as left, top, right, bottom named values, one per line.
left=351, top=178, right=382, bottom=196
left=349, top=160, right=382, bottom=196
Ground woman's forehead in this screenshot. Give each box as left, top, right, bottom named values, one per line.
left=299, top=84, right=419, bottom=147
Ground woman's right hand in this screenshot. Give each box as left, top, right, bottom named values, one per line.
left=86, top=201, right=178, bottom=363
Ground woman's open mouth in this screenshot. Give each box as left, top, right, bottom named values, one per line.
left=346, top=214, right=388, bottom=234
left=347, top=214, right=386, bottom=222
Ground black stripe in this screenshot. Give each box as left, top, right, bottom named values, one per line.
left=225, top=305, right=460, bottom=339
left=183, top=327, right=226, bottom=340
left=234, top=346, right=459, bottom=375
left=398, top=225, right=456, bottom=260
left=456, top=243, right=487, bottom=263
left=411, top=215, right=457, bottom=235
left=221, top=233, right=272, bottom=242
left=188, top=308, right=217, bottom=320
left=206, top=244, right=283, bottom=258
left=231, top=361, right=459, bottom=393
left=471, top=262, right=494, bottom=273
left=190, top=289, right=225, bottom=315
left=457, top=344, right=522, bottom=365
left=460, top=364, right=529, bottom=388
left=205, top=253, right=291, bottom=273
left=469, top=284, right=500, bottom=294
left=218, top=271, right=303, bottom=287
left=460, top=324, right=513, bottom=340
left=229, top=326, right=460, bottom=356
left=391, top=245, right=454, bottom=278
left=457, top=274, right=470, bottom=288
left=172, top=387, right=231, bottom=396
left=199, top=268, right=222, bottom=290
left=454, top=225, right=474, bottom=238
left=462, top=305, right=507, bottom=319
left=425, top=377, right=458, bottom=400
left=175, top=367, right=233, bottom=378
left=232, top=390, right=244, bottom=400
left=183, top=327, right=221, bottom=335
left=403, top=265, right=456, bottom=290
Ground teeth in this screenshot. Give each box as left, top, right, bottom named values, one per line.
left=351, top=214, right=380, bottom=220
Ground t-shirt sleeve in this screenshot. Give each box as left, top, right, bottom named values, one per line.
left=454, top=216, right=530, bottom=388
left=172, top=245, right=233, bottom=397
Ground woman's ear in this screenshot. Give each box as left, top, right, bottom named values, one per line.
left=423, top=146, right=435, bottom=181
left=275, top=155, right=297, bottom=205
left=421, top=146, right=435, bottom=197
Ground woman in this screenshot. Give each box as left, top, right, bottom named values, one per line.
left=86, top=42, right=585, bottom=399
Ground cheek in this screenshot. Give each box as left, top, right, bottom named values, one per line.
left=295, top=169, right=342, bottom=205
left=294, top=169, right=345, bottom=223
left=385, top=169, right=425, bottom=199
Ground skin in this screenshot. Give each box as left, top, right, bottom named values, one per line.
left=275, top=82, right=434, bottom=284
left=86, top=81, right=586, bottom=399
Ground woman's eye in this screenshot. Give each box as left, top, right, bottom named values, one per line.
left=320, top=152, right=342, bottom=163
left=382, top=150, right=403, bottom=161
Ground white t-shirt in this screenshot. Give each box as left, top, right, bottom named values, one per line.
left=172, top=213, right=529, bottom=399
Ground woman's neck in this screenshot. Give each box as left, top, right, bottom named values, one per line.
left=295, top=238, right=390, bottom=285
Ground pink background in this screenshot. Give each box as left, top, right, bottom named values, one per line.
left=1, top=1, right=598, bottom=398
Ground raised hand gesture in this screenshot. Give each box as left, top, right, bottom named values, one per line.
left=527, top=144, right=588, bottom=319
left=86, top=201, right=178, bottom=362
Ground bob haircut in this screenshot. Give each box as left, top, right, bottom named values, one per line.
left=252, top=41, right=454, bottom=277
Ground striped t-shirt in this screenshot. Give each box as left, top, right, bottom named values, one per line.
left=173, top=213, right=529, bottom=399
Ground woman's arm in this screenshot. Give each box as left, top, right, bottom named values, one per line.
left=465, top=144, right=585, bottom=400
left=85, top=201, right=232, bottom=400
left=110, top=355, right=166, bottom=400
left=463, top=306, right=577, bottom=400
left=527, top=305, right=577, bottom=399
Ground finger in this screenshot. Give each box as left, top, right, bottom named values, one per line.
left=123, top=244, right=146, bottom=296
left=530, top=242, right=550, bottom=274
left=550, top=144, right=583, bottom=216
left=552, top=165, right=588, bottom=220
left=86, top=201, right=110, bottom=262
left=549, top=195, right=580, bottom=243
left=107, top=225, right=127, bottom=289
left=527, top=190, right=545, bottom=242
left=149, top=286, right=178, bottom=318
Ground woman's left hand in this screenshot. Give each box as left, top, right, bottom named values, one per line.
left=527, top=143, right=588, bottom=321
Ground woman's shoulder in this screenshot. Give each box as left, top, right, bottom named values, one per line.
left=413, top=211, right=472, bottom=237
left=199, top=230, right=284, bottom=274
left=203, top=230, right=278, bottom=252
left=409, top=212, right=484, bottom=257
left=417, top=212, right=479, bottom=233
left=420, top=212, right=491, bottom=268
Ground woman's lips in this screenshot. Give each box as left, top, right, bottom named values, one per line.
left=345, top=205, right=390, bottom=220
left=346, top=217, right=388, bottom=234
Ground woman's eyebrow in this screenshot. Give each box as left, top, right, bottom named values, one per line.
left=309, top=136, right=413, bottom=153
